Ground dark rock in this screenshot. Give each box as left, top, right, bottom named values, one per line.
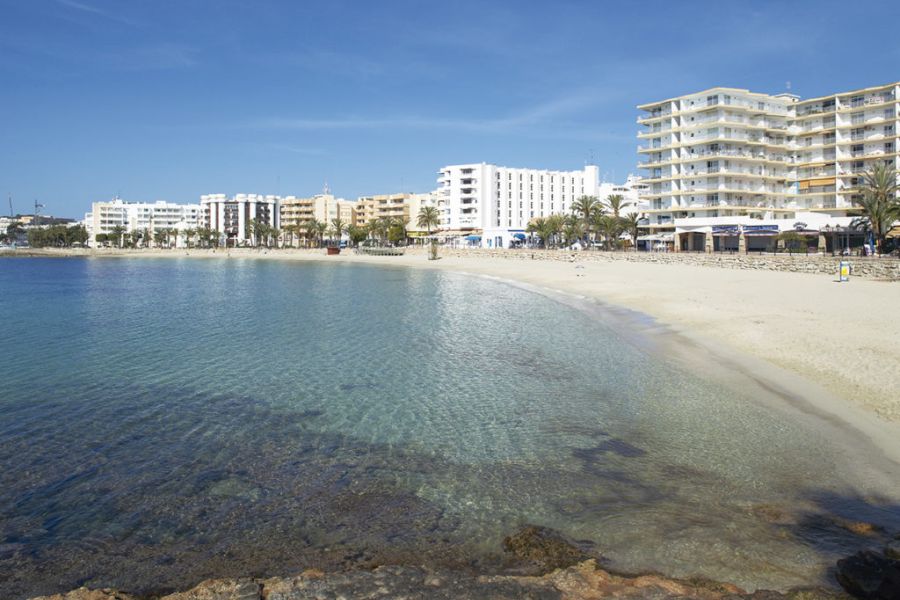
left=502, top=525, right=592, bottom=572
left=781, top=588, right=848, bottom=599
left=885, top=541, right=900, bottom=561
left=835, top=550, right=900, bottom=599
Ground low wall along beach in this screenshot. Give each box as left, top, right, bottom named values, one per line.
left=440, top=248, right=900, bottom=280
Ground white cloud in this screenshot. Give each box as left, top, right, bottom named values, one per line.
left=246, top=90, right=629, bottom=142
left=55, top=0, right=140, bottom=27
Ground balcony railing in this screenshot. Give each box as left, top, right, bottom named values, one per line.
left=638, top=110, right=671, bottom=122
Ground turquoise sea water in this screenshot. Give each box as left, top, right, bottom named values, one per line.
left=0, top=257, right=898, bottom=598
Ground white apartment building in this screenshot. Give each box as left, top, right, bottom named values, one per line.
left=598, top=174, right=649, bottom=215
left=437, top=163, right=601, bottom=248
left=85, top=198, right=202, bottom=247
left=201, top=194, right=279, bottom=247
left=637, top=82, right=899, bottom=252
left=406, top=192, right=440, bottom=236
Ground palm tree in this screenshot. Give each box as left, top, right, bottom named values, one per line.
left=595, top=214, right=622, bottom=250
left=604, top=194, right=633, bottom=219
left=315, top=220, right=328, bottom=247
left=184, top=228, right=196, bottom=248
left=368, top=217, right=391, bottom=242
left=562, top=214, right=583, bottom=247
left=246, top=219, right=261, bottom=247
left=526, top=217, right=546, bottom=247
left=416, top=205, right=441, bottom=235
left=528, top=215, right=564, bottom=248
left=302, top=219, right=320, bottom=247
left=330, top=217, right=346, bottom=244
left=387, top=217, right=408, bottom=245
left=346, top=224, right=368, bottom=247
left=194, top=226, right=209, bottom=248
left=417, top=205, right=442, bottom=259
left=281, top=224, right=294, bottom=248
left=621, top=213, right=642, bottom=250
left=571, top=195, right=602, bottom=245
left=546, top=214, right=564, bottom=248
left=855, top=162, right=900, bottom=254
left=110, top=225, right=126, bottom=249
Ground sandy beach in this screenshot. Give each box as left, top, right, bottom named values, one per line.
left=7, top=246, right=900, bottom=451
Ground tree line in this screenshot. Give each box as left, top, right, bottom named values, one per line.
left=3, top=224, right=90, bottom=247
left=525, top=194, right=639, bottom=250
left=91, top=211, right=443, bottom=249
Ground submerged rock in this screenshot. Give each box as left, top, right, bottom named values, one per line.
left=31, top=560, right=849, bottom=600
left=28, top=589, right=135, bottom=600
left=502, top=525, right=593, bottom=572
left=835, top=550, right=900, bottom=600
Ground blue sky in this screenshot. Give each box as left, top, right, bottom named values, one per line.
left=1, top=0, right=899, bottom=218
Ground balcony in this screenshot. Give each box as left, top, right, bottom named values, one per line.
left=638, top=110, right=671, bottom=122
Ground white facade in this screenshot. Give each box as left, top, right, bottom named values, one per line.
left=437, top=163, right=600, bottom=248
left=201, top=194, right=280, bottom=247
left=85, top=198, right=202, bottom=247
left=598, top=174, right=649, bottom=215
left=637, top=82, right=900, bottom=250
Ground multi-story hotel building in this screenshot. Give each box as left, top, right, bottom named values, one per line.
left=437, top=163, right=601, bottom=248
left=280, top=194, right=356, bottom=233
left=85, top=198, right=202, bottom=247
left=200, top=194, right=279, bottom=247
left=354, top=193, right=413, bottom=228
left=637, top=82, right=899, bottom=252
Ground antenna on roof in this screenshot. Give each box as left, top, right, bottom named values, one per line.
left=8, top=193, right=12, bottom=218
left=323, top=181, right=330, bottom=195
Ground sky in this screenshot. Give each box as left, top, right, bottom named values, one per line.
left=1, top=0, right=899, bottom=218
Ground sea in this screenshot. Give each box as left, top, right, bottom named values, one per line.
left=0, top=256, right=898, bottom=598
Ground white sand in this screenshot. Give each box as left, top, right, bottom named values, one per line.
left=13, top=246, right=900, bottom=458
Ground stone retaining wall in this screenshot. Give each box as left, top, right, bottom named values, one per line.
left=441, top=248, right=900, bottom=280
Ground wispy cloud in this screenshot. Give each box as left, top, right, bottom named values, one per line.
left=56, top=0, right=140, bottom=27
left=246, top=90, right=628, bottom=141
left=262, top=143, right=330, bottom=157
left=127, top=43, right=198, bottom=70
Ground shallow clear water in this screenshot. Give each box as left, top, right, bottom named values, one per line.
left=0, top=257, right=897, bottom=598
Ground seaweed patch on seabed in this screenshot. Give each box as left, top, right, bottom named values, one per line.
left=0, top=382, right=492, bottom=600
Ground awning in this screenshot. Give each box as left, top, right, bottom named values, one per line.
left=742, top=225, right=779, bottom=236
left=465, top=235, right=482, bottom=241
left=712, top=225, right=740, bottom=235
left=512, top=233, right=526, bottom=240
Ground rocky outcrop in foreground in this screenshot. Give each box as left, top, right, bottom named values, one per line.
left=28, top=560, right=850, bottom=600
left=34, top=526, right=846, bottom=600
left=30, top=525, right=900, bottom=600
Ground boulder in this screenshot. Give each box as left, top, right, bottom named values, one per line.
left=835, top=550, right=900, bottom=599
